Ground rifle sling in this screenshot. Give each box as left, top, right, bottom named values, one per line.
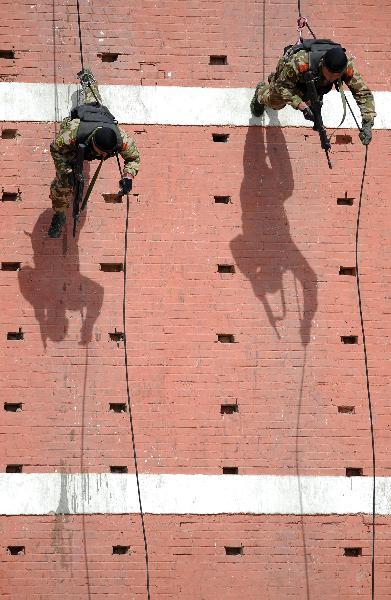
left=336, top=80, right=347, bottom=128
left=80, top=159, right=103, bottom=212
left=326, top=79, right=348, bottom=142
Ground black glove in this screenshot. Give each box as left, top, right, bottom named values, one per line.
left=119, top=177, right=132, bottom=195
left=302, top=107, right=315, bottom=122
left=359, top=120, right=373, bottom=146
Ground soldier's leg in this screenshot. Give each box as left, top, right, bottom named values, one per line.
left=78, top=68, right=102, bottom=104
left=48, top=172, right=73, bottom=238
left=250, top=81, right=286, bottom=117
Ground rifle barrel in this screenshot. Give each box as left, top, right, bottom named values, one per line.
left=304, top=73, right=332, bottom=167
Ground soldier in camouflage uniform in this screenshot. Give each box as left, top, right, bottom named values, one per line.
left=250, top=43, right=375, bottom=146
left=49, top=69, right=140, bottom=237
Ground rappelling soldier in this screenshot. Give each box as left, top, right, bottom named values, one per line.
left=48, top=69, right=140, bottom=238
left=250, top=40, right=376, bottom=146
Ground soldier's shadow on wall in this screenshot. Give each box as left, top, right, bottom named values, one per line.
left=230, top=123, right=317, bottom=346
left=18, top=208, right=104, bottom=349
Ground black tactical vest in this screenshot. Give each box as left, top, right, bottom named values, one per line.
left=284, top=39, right=345, bottom=74
left=283, top=39, right=344, bottom=98
left=71, top=103, right=123, bottom=159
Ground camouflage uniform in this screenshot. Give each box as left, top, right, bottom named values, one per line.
left=50, top=80, right=140, bottom=213
left=253, top=49, right=376, bottom=122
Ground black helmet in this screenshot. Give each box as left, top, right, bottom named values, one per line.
left=92, top=127, right=118, bottom=153
left=323, top=47, right=348, bottom=73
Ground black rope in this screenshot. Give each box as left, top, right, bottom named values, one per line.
left=306, top=22, right=316, bottom=40
left=354, top=145, right=376, bottom=600
left=297, top=2, right=375, bottom=592
left=343, top=94, right=376, bottom=596
left=75, top=0, right=101, bottom=105
left=75, top=3, right=151, bottom=593
left=344, top=94, right=361, bottom=129
left=117, top=155, right=151, bottom=600
left=297, top=1, right=316, bottom=40
left=335, top=90, right=376, bottom=599
left=75, top=0, right=84, bottom=71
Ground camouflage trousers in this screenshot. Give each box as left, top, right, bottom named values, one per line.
left=50, top=78, right=102, bottom=213
left=254, top=81, right=287, bottom=110
left=50, top=171, right=74, bottom=213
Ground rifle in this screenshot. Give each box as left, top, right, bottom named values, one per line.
left=72, top=143, right=103, bottom=237
left=303, top=72, right=332, bottom=169
left=72, top=143, right=86, bottom=237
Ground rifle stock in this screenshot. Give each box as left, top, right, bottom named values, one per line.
left=303, top=73, right=332, bottom=169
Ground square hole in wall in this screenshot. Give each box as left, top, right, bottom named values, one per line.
left=209, top=55, right=227, bottom=65
left=335, top=134, right=352, bottom=145
left=7, top=328, right=24, bottom=341
left=225, top=546, right=243, bottom=556
left=110, top=466, right=128, bottom=473
left=346, top=467, right=363, bottom=477
left=1, top=129, right=18, bottom=139
left=109, top=331, right=124, bottom=343
left=4, top=403, right=23, bottom=412
left=98, top=52, right=119, bottom=62
left=103, top=193, right=123, bottom=203
left=338, top=406, right=355, bottom=414
left=113, top=545, right=130, bottom=555
left=1, top=262, right=21, bottom=271
left=212, top=133, right=229, bottom=143
left=337, top=193, right=354, bottom=206
left=6, top=465, right=23, bottom=473
left=341, top=336, right=358, bottom=344
left=223, top=466, right=239, bottom=474
left=217, top=334, right=235, bottom=343
left=344, top=547, right=362, bottom=557
left=339, top=267, right=356, bottom=276
left=2, top=192, right=19, bottom=202
left=0, top=50, right=15, bottom=59
left=220, top=404, right=239, bottom=415
left=109, top=403, right=127, bottom=413
left=217, top=264, right=235, bottom=274
left=214, top=196, right=231, bottom=204
left=7, top=546, right=25, bottom=555
left=99, top=263, right=123, bottom=272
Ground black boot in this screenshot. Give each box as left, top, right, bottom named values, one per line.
left=250, top=83, right=266, bottom=117
left=48, top=212, right=66, bottom=238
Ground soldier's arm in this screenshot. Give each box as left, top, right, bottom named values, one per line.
left=272, top=53, right=308, bottom=110
left=50, top=118, right=78, bottom=173
left=343, top=60, right=376, bottom=122
left=118, top=129, right=140, bottom=176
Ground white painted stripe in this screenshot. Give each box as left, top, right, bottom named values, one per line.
left=0, top=474, right=387, bottom=516
left=0, top=82, right=388, bottom=128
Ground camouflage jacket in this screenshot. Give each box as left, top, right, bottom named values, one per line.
left=270, top=49, right=376, bottom=122
left=50, top=117, right=140, bottom=176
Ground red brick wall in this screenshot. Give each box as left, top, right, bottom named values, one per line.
left=0, top=0, right=389, bottom=87
left=1, top=124, right=390, bottom=475
left=1, top=515, right=390, bottom=599
left=1, top=0, right=390, bottom=598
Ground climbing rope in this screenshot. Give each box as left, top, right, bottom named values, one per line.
left=73, top=2, right=152, bottom=597
left=354, top=145, right=376, bottom=600
left=295, top=3, right=376, bottom=596
left=117, top=155, right=152, bottom=600
left=297, top=0, right=316, bottom=39
left=75, top=0, right=84, bottom=71
left=75, top=0, right=101, bottom=104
